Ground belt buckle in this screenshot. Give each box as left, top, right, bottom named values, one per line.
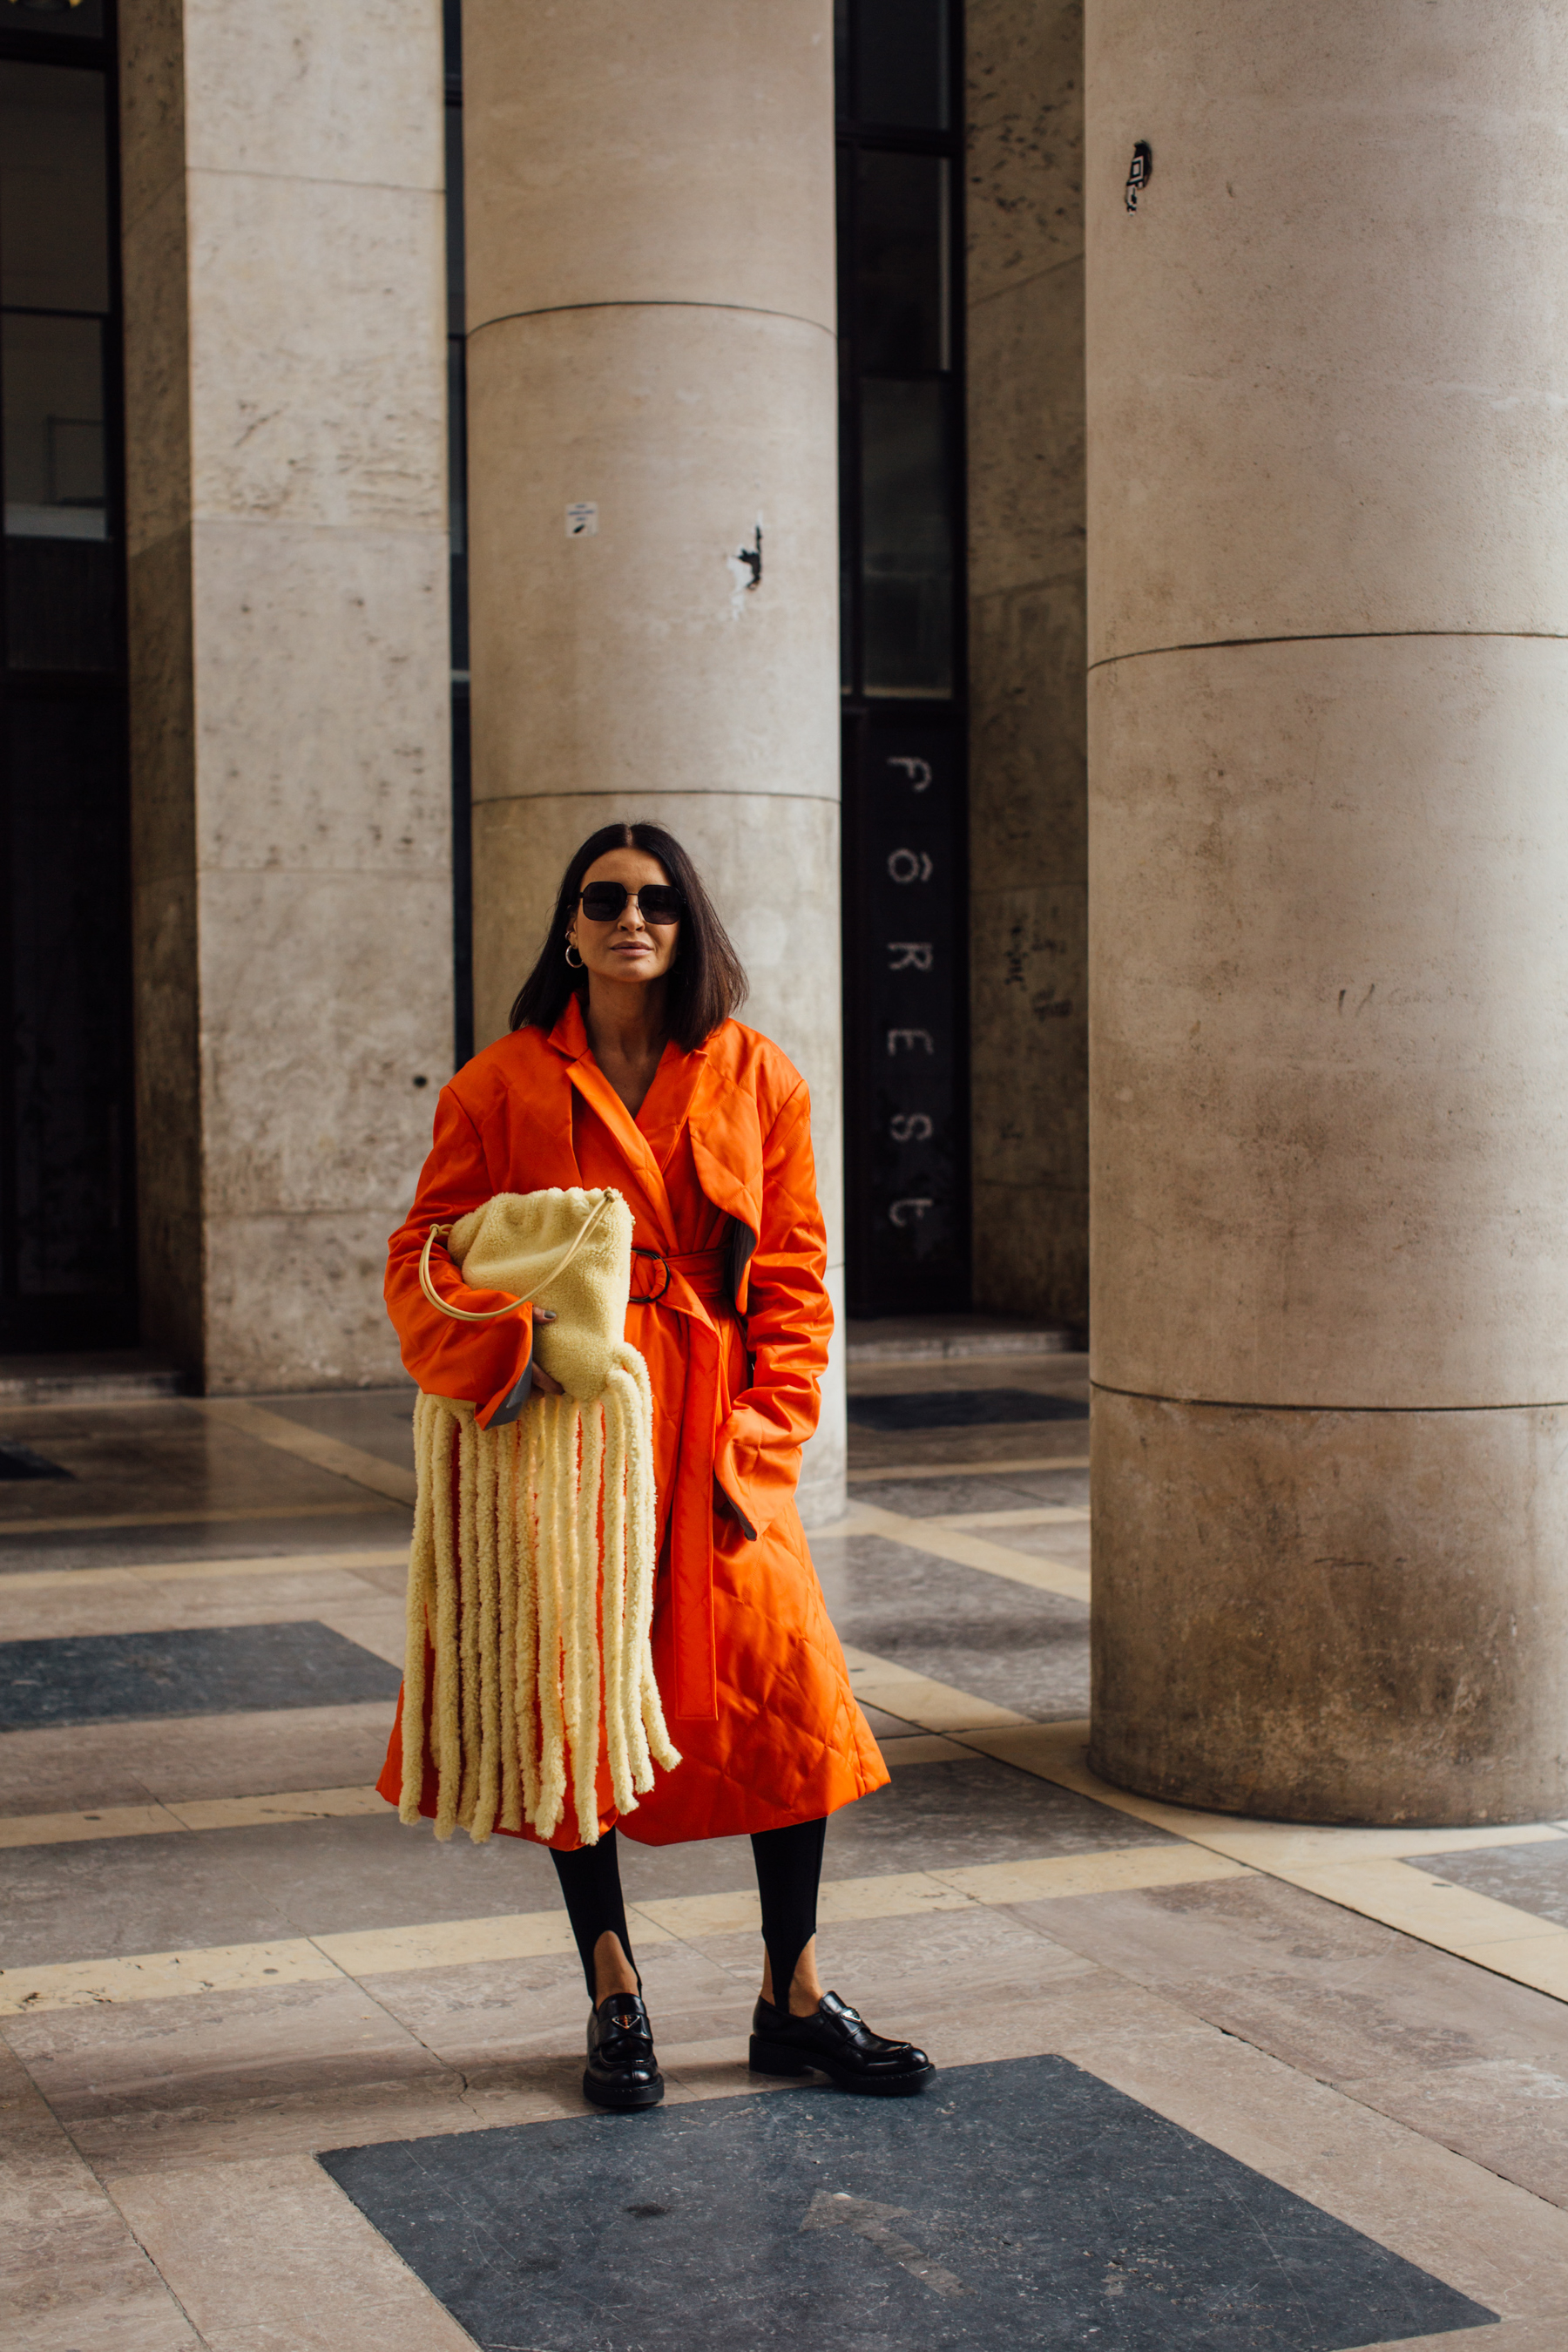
left=630, top=1246, right=671, bottom=1304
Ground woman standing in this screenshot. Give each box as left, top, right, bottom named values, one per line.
left=377, top=821, right=934, bottom=2110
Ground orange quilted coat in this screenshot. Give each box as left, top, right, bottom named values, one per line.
left=375, top=997, right=888, bottom=1848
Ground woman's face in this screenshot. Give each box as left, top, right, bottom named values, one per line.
left=568, top=847, right=681, bottom=989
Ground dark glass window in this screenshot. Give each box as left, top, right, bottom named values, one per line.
left=837, top=0, right=969, bottom=1315
left=851, top=0, right=949, bottom=130
left=0, top=7, right=134, bottom=1348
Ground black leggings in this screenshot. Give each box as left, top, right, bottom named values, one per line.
left=551, top=1817, right=828, bottom=2008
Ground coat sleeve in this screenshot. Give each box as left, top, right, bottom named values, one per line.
left=385, top=1084, right=535, bottom=1426
left=712, top=1081, right=830, bottom=1538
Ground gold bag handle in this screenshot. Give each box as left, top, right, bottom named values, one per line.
left=417, top=1190, right=616, bottom=1324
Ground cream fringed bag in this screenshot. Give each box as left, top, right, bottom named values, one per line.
left=402, top=1187, right=679, bottom=1847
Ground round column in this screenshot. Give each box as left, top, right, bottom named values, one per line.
left=1086, top=2, right=1568, bottom=1820
left=460, top=3, right=845, bottom=1523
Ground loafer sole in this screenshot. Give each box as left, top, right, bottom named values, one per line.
left=583, top=2068, right=665, bottom=2112
left=749, top=2035, right=935, bottom=2097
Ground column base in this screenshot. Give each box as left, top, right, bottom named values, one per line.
left=1090, top=1386, right=1568, bottom=1825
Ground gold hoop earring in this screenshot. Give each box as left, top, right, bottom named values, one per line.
left=564, top=940, right=584, bottom=970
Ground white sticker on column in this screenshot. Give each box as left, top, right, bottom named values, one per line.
left=565, top=502, right=598, bottom=537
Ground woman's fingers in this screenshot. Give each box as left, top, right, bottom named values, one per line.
left=530, top=1305, right=562, bottom=1394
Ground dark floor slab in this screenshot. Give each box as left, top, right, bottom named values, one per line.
left=815, top=1530, right=1090, bottom=1721
left=0, top=1757, right=1156, bottom=1966
left=320, top=2053, right=1495, bottom=2352
left=0, top=1619, right=401, bottom=1731
left=0, top=1437, right=71, bottom=1481
left=1407, top=1840, right=1568, bottom=1927
left=848, top=1389, right=1090, bottom=1433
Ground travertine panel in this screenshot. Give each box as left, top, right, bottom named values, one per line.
left=186, top=172, right=445, bottom=532
left=118, top=0, right=453, bottom=1390
left=204, top=1212, right=412, bottom=1393
left=967, top=0, right=1087, bottom=1324
left=189, top=523, right=449, bottom=875
left=466, top=305, right=838, bottom=808
left=462, top=0, right=835, bottom=331
left=1085, top=0, right=1568, bottom=662
left=1091, top=1387, right=1568, bottom=1825
left=1090, top=633, right=1568, bottom=1409
left=197, top=870, right=449, bottom=1222
left=120, top=173, right=191, bottom=557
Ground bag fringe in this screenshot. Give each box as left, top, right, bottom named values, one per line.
left=405, top=1348, right=679, bottom=1847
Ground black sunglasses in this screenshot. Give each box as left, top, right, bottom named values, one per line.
left=578, top=881, right=685, bottom=925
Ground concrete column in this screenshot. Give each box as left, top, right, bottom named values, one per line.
left=118, top=1, right=453, bottom=1389
left=1086, top=3, right=1568, bottom=1822
left=461, top=3, right=846, bottom=1524
left=966, top=0, right=1088, bottom=1332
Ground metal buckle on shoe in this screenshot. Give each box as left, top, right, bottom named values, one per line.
left=629, top=1246, right=671, bottom=1304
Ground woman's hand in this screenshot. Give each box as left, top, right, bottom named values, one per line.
left=530, top=1305, right=564, bottom=1396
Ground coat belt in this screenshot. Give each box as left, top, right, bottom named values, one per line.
left=625, top=1241, right=731, bottom=1722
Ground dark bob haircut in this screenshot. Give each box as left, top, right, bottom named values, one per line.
left=509, top=821, right=748, bottom=1053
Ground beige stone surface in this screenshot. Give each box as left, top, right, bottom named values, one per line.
left=186, top=172, right=445, bottom=533
left=1091, top=1387, right=1568, bottom=1823
left=462, top=0, right=835, bottom=330
left=0, top=1704, right=396, bottom=1816
left=181, top=0, right=443, bottom=191
left=1090, top=634, right=1568, bottom=1408
left=467, top=305, right=837, bottom=808
left=1085, top=0, right=1568, bottom=662
left=967, top=0, right=1088, bottom=1326
left=967, top=0, right=1085, bottom=310
left=189, top=521, right=451, bottom=873
left=118, top=0, right=453, bottom=1391
left=196, top=869, right=448, bottom=1213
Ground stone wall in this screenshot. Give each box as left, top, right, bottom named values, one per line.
left=964, top=0, right=1088, bottom=1328
left=118, top=0, right=453, bottom=1390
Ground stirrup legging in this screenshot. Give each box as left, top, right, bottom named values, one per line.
left=551, top=1816, right=828, bottom=2005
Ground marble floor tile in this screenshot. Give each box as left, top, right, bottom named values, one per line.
left=0, top=1811, right=559, bottom=1965
left=0, top=1699, right=396, bottom=1815
left=0, top=1620, right=400, bottom=1733
left=1409, top=1840, right=1568, bottom=1928
left=0, top=1401, right=391, bottom=1535
left=847, top=1383, right=1090, bottom=1431
left=109, top=2151, right=479, bottom=2350
left=844, top=1464, right=1092, bottom=1515
left=1, top=2043, right=202, bottom=2351
left=845, top=1353, right=1090, bottom=1397
left=0, top=1511, right=410, bottom=1576
left=248, top=1385, right=419, bottom=1473
left=0, top=1562, right=402, bottom=1643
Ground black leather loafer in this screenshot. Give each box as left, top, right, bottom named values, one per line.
left=749, top=1990, right=935, bottom=2097
left=584, top=1992, right=664, bottom=2111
